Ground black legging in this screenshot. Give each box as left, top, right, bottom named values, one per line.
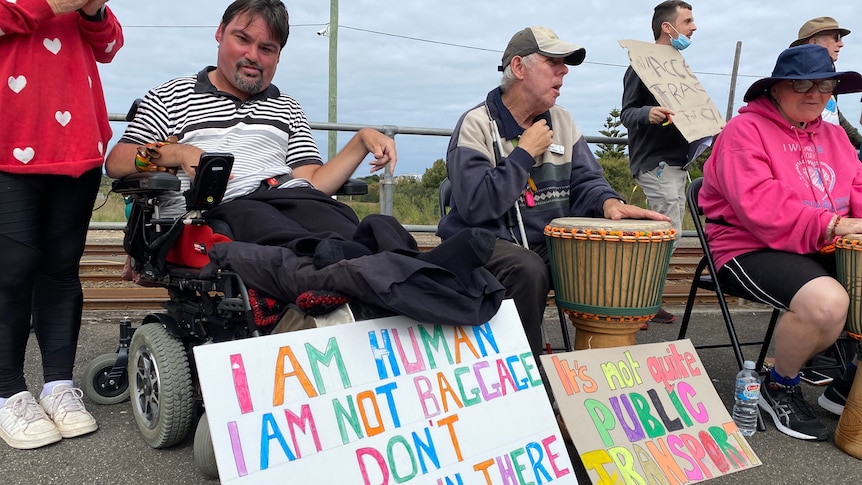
left=0, top=169, right=100, bottom=397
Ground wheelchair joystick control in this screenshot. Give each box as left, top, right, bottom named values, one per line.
left=184, top=153, right=234, bottom=211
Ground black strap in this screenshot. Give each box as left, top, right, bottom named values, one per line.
left=254, top=173, right=293, bottom=193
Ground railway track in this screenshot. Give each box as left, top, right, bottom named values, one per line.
left=81, top=236, right=722, bottom=311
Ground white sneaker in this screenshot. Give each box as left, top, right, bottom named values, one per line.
left=0, top=391, right=62, bottom=449
left=39, top=385, right=98, bottom=438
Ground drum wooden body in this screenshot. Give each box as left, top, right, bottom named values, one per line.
left=835, top=235, right=862, bottom=458
left=836, top=364, right=862, bottom=459
left=545, top=217, right=675, bottom=349
left=836, top=234, right=862, bottom=336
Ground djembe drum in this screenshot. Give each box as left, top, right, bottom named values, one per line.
left=833, top=235, right=862, bottom=459
left=544, top=217, right=676, bottom=349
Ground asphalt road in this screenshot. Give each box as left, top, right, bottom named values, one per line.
left=1, top=305, right=861, bottom=484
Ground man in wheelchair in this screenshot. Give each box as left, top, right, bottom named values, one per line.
left=94, top=1, right=507, bottom=473
left=105, top=0, right=505, bottom=327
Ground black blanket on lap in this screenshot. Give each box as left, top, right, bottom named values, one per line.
left=202, top=187, right=505, bottom=326
left=204, top=241, right=505, bottom=326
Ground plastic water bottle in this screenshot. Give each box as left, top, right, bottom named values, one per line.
left=732, top=360, right=761, bottom=437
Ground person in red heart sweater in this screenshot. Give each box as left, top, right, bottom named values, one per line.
left=0, top=0, right=123, bottom=450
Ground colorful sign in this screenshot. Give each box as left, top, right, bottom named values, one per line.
left=540, top=340, right=761, bottom=484
left=194, top=300, right=577, bottom=484
left=619, top=39, right=725, bottom=143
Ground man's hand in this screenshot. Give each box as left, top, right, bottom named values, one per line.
left=518, top=119, right=553, bottom=158
left=648, top=106, right=675, bottom=125
left=602, top=198, right=672, bottom=222
left=357, top=128, right=397, bottom=173
left=145, top=143, right=206, bottom=179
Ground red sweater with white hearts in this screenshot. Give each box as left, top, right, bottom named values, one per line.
left=0, top=1, right=123, bottom=176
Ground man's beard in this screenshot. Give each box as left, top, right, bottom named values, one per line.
left=234, top=61, right=265, bottom=95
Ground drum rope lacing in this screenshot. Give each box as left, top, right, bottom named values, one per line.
left=543, top=226, right=677, bottom=243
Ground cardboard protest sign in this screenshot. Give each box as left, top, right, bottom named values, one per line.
left=194, top=300, right=577, bottom=484
left=619, top=39, right=725, bottom=143
left=540, top=340, right=761, bottom=484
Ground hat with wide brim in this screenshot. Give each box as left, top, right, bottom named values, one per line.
left=498, top=26, right=586, bottom=72
left=790, top=16, right=850, bottom=47
left=743, top=44, right=862, bottom=102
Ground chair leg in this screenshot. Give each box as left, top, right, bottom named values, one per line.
left=558, top=307, right=573, bottom=352
left=678, top=258, right=708, bottom=340
left=677, top=279, right=700, bottom=340
left=714, top=289, right=746, bottom=370
left=755, top=308, right=781, bottom=373
left=754, top=308, right=780, bottom=432
left=757, top=407, right=767, bottom=431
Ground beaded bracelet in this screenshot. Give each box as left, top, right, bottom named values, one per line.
left=134, top=136, right=178, bottom=173
left=826, top=214, right=842, bottom=241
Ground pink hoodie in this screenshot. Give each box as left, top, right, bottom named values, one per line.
left=701, top=96, right=862, bottom=269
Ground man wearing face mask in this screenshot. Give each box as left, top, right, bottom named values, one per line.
left=620, top=0, right=696, bottom=326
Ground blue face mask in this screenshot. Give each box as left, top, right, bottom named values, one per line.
left=667, top=23, right=692, bottom=50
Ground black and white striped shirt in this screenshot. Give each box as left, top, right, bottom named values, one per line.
left=120, top=67, right=323, bottom=215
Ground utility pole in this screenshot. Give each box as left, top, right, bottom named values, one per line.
left=726, top=41, right=742, bottom=122
left=327, top=0, right=338, bottom=161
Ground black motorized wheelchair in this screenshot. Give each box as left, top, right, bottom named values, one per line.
left=81, top=150, right=367, bottom=478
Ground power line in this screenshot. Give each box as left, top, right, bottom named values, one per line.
left=339, top=25, right=499, bottom=53
left=339, top=25, right=761, bottom=79
left=120, top=22, right=325, bottom=28
left=121, top=23, right=762, bottom=79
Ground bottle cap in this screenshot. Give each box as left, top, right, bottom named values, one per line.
left=742, top=360, right=756, bottom=370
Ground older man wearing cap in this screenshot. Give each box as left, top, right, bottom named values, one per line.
left=438, top=26, right=668, bottom=359
left=701, top=44, right=862, bottom=441
left=791, top=16, right=862, bottom=149
left=621, top=0, right=698, bottom=326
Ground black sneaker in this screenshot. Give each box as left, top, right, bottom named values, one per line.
left=818, top=372, right=854, bottom=416
left=759, top=374, right=829, bottom=441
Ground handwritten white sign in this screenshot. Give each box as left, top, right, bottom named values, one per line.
left=194, top=300, right=577, bottom=484
left=620, top=39, right=725, bottom=142
left=541, top=340, right=761, bottom=484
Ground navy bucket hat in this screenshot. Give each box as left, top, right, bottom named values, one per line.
left=743, top=44, right=862, bottom=102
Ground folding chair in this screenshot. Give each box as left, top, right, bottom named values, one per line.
left=438, top=177, right=573, bottom=352
left=677, top=178, right=780, bottom=373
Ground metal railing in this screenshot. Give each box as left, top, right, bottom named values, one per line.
left=104, top=113, right=629, bottom=233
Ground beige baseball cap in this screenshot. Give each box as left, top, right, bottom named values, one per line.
left=498, top=26, right=586, bottom=72
left=790, top=17, right=851, bottom=47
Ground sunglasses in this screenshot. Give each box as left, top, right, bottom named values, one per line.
left=789, top=79, right=838, bottom=94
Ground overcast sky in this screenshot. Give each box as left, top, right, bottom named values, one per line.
left=100, top=1, right=862, bottom=176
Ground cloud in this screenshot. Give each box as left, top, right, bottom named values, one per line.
left=101, top=1, right=862, bottom=176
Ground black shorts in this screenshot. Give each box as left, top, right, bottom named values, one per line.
left=717, top=249, right=836, bottom=310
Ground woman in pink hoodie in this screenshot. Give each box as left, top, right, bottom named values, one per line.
left=701, top=44, right=862, bottom=442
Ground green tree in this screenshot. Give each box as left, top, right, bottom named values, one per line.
left=421, top=158, right=447, bottom=191
left=597, top=155, right=648, bottom=208
left=594, top=108, right=627, bottom=159
left=348, top=175, right=379, bottom=203
left=392, top=177, right=437, bottom=224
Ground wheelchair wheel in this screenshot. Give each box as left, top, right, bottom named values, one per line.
left=81, top=353, right=130, bottom=405
left=193, top=412, right=219, bottom=479
left=128, top=322, right=195, bottom=448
